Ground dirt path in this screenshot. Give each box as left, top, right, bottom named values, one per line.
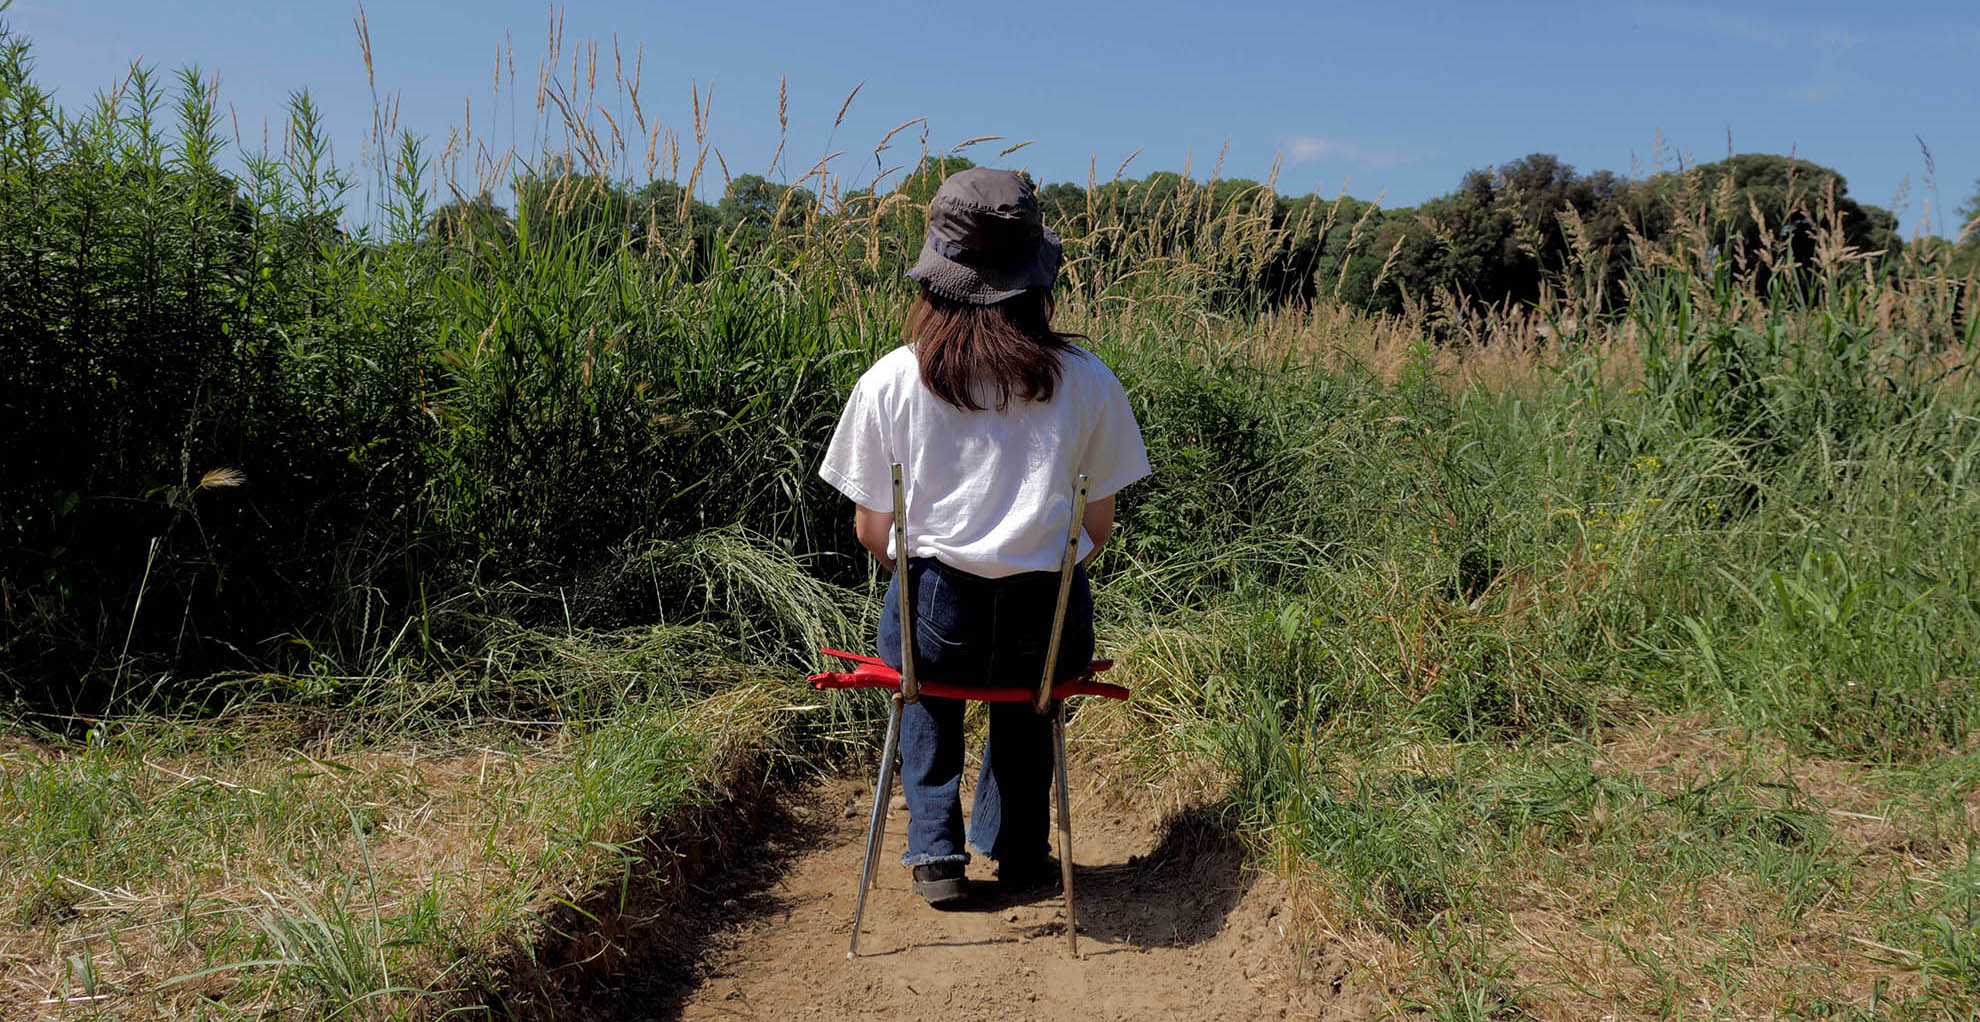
left=660, top=774, right=1354, bottom=1021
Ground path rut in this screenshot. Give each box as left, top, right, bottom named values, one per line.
left=648, top=772, right=1355, bottom=1021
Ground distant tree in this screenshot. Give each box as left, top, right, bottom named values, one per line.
left=511, top=158, right=644, bottom=253
left=1035, top=180, right=1085, bottom=226
left=1364, top=153, right=1906, bottom=317
left=1044, top=169, right=1406, bottom=310
left=1670, top=154, right=1901, bottom=274
left=428, top=190, right=513, bottom=247
left=628, top=177, right=720, bottom=268
left=1958, top=178, right=1980, bottom=231
left=717, top=173, right=815, bottom=248
left=1267, top=192, right=1384, bottom=307
left=832, top=156, right=981, bottom=285
left=1958, top=178, right=1980, bottom=253
left=1364, top=154, right=1650, bottom=314
left=893, top=156, right=977, bottom=204
left=1951, top=179, right=1980, bottom=278
left=500, top=161, right=726, bottom=272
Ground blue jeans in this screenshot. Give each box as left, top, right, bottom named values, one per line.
left=877, top=557, right=1094, bottom=868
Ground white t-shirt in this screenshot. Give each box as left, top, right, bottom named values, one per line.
left=819, top=344, right=1151, bottom=579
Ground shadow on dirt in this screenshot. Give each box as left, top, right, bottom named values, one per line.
left=969, top=803, right=1250, bottom=949
left=487, top=784, right=1251, bottom=1019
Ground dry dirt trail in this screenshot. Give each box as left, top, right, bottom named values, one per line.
left=627, top=770, right=1362, bottom=1022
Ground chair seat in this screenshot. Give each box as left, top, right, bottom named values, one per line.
left=809, top=648, right=1128, bottom=703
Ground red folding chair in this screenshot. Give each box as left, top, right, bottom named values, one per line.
left=809, top=465, right=1127, bottom=957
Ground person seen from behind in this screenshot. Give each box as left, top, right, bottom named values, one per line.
left=819, top=168, right=1151, bottom=907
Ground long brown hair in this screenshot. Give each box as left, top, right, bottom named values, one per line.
left=905, top=287, right=1083, bottom=412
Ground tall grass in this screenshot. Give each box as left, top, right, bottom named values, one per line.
left=4, top=10, right=1980, bottom=1015
left=4, top=11, right=1973, bottom=717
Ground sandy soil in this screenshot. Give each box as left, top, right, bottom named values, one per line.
left=648, top=775, right=1354, bottom=1022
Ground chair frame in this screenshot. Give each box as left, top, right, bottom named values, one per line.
left=809, top=464, right=1119, bottom=958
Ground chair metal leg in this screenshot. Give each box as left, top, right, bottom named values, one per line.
left=848, top=695, right=904, bottom=958
left=852, top=463, right=918, bottom=958
left=1052, top=701, right=1079, bottom=956
left=1034, top=475, right=1090, bottom=715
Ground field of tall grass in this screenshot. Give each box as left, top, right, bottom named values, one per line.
left=4, top=13, right=1980, bottom=1018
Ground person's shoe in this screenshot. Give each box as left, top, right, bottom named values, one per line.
left=911, top=862, right=968, bottom=906
left=994, top=856, right=1060, bottom=892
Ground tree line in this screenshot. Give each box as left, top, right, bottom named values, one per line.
left=434, top=151, right=1979, bottom=316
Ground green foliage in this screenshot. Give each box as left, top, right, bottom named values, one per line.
left=1372, top=153, right=1647, bottom=312
left=1960, top=178, right=1980, bottom=227
left=717, top=172, right=815, bottom=251
left=1681, top=153, right=1903, bottom=266
left=1954, top=178, right=1980, bottom=277
left=4, top=16, right=1980, bottom=1016
left=0, top=31, right=887, bottom=703
left=2, top=53, right=397, bottom=703
left=4, top=21, right=1976, bottom=773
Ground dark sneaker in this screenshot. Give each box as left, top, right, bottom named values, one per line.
left=911, top=862, right=968, bottom=906
left=994, top=856, right=1060, bottom=892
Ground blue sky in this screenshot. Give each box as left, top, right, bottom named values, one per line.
left=8, top=1, right=1977, bottom=236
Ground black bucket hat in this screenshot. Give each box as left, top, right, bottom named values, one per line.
left=906, top=167, right=1063, bottom=305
